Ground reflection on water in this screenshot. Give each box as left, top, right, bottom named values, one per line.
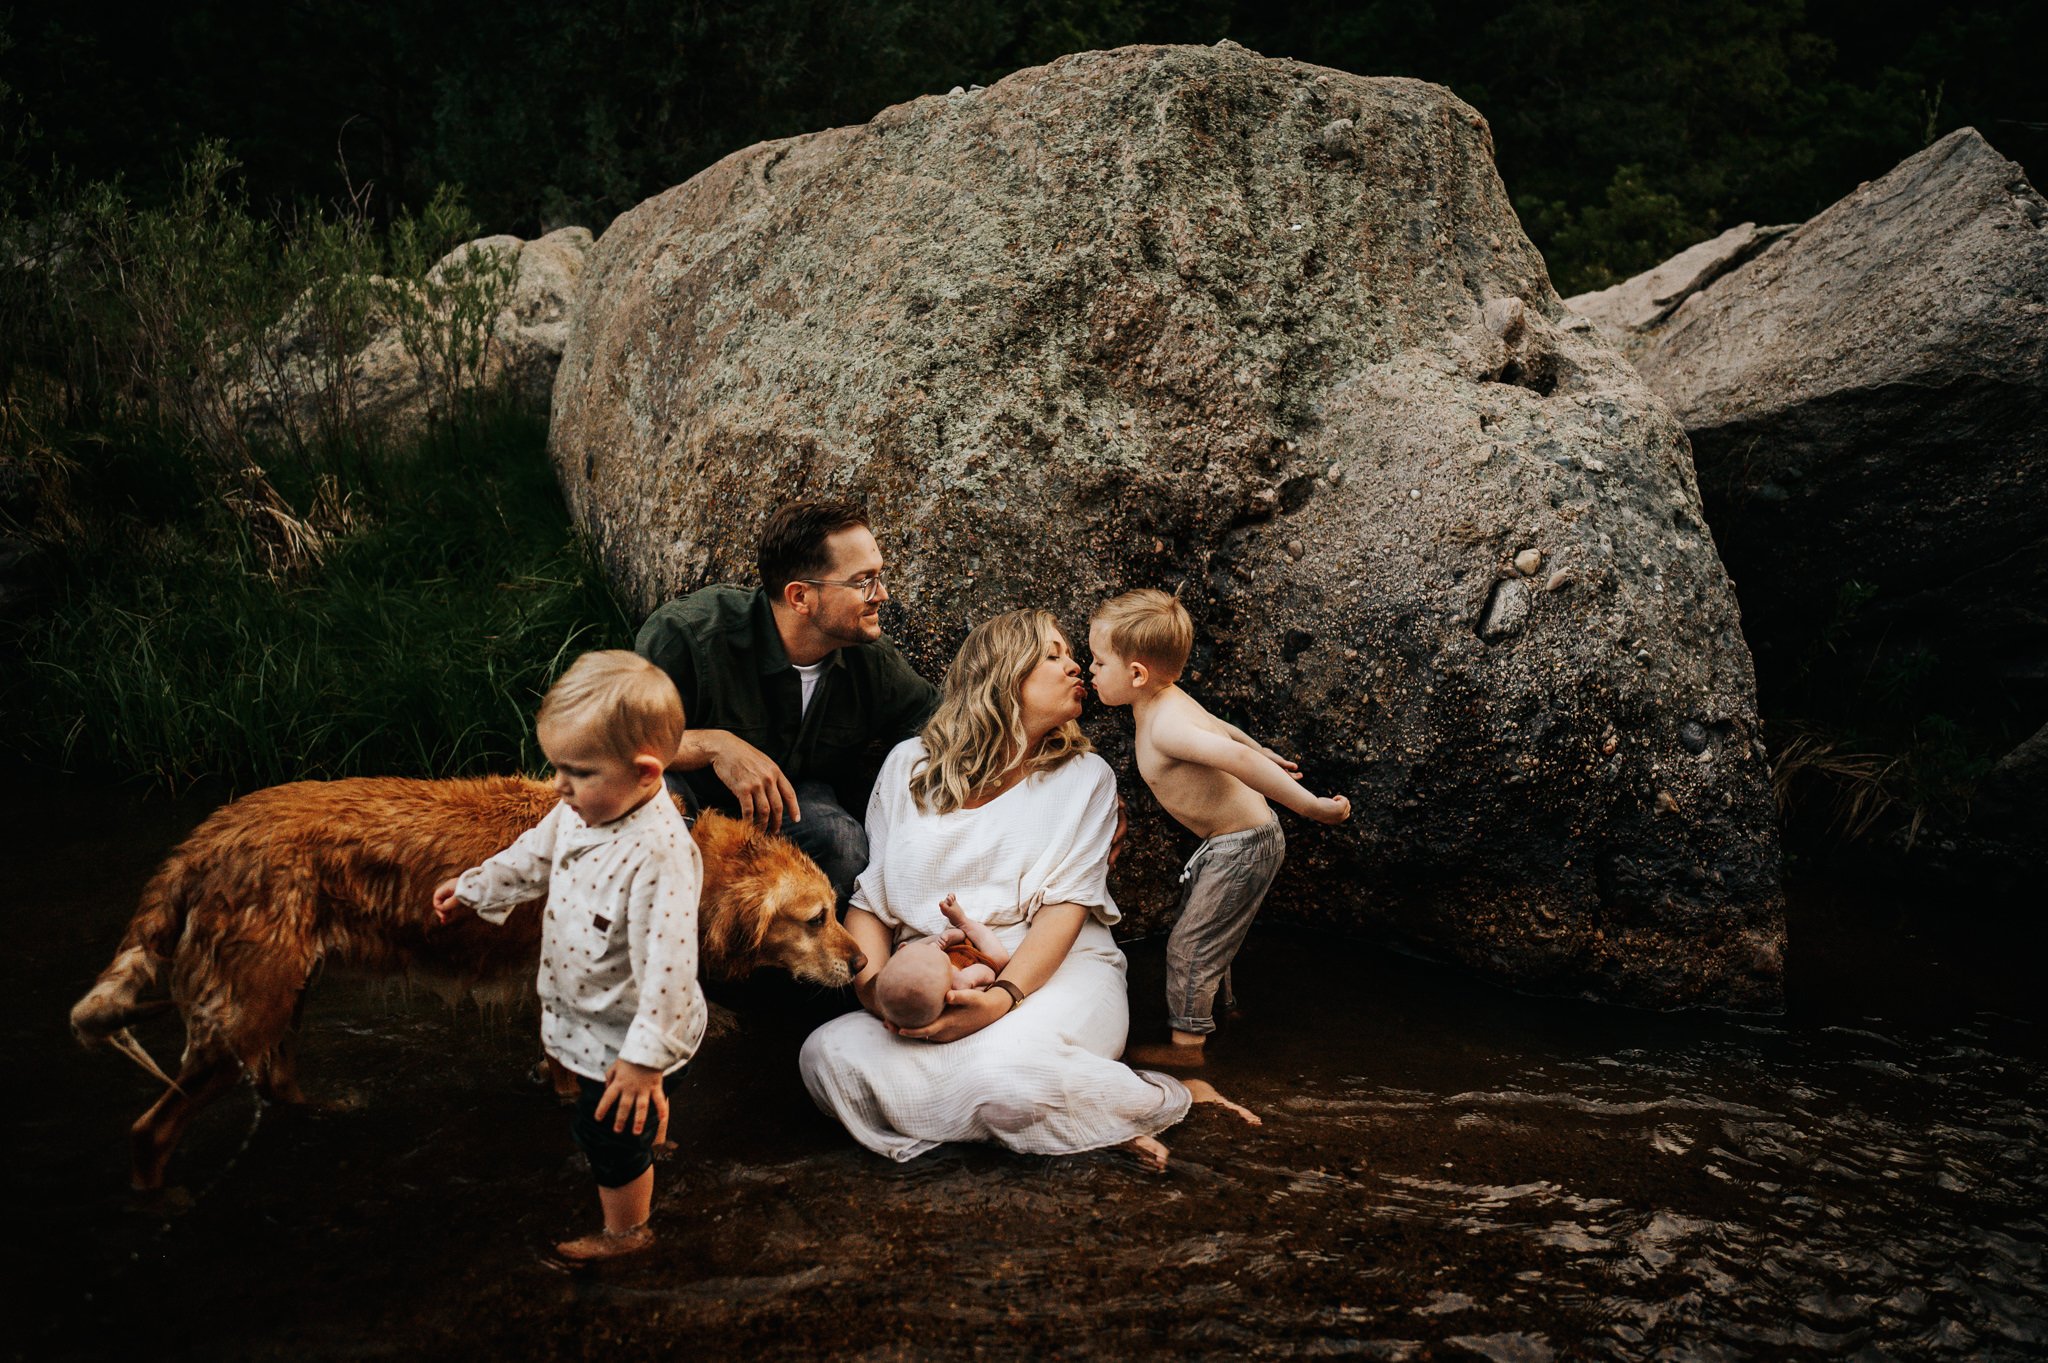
left=13, top=779, right=2047, bottom=1361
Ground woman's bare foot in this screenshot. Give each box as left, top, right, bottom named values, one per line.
left=1184, top=1078, right=1261, bottom=1126
left=1119, top=1134, right=1170, bottom=1171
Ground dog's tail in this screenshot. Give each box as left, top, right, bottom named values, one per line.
left=69, top=847, right=198, bottom=1051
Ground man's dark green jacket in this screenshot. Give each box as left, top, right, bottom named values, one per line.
left=634, top=586, right=939, bottom=815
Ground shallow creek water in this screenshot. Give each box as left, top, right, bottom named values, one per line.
left=10, top=777, right=2047, bottom=1361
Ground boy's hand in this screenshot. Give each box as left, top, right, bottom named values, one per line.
left=431, top=877, right=471, bottom=925
left=593, top=1059, right=669, bottom=1144
left=1312, top=794, right=1352, bottom=825
left=1263, top=748, right=1302, bottom=778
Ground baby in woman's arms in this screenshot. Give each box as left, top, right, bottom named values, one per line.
left=873, top=894, right=1013, bottom=1031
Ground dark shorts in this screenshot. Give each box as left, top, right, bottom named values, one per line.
left=569, top=1069, right=687, bottom=1189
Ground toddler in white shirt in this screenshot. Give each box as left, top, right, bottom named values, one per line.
left=433, top=650, right=705, bottom=1265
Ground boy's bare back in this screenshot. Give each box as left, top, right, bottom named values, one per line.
left=1135, top=687, right=1344, bottom=839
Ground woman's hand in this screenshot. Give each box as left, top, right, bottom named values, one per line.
left=888, top=985, right=1012, bottom=1044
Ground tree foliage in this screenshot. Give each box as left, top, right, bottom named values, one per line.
left=5, top=1, right=2037, bottom=293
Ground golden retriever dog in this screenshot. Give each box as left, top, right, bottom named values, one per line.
left=70, top=775, right=866, bottom=1190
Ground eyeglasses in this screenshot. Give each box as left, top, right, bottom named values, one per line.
left=798, top=572, right=885, bottom=603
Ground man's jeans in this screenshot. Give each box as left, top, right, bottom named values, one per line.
left=668, top=773, right=870, bottom=906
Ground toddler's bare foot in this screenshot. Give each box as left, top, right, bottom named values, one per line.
left=555, top=1223, right=655, bottom=1264
left=1126, top=1037, right=1207, bottom=1069
left=1184, top=1078, right=1261, bottom=1126
left=1119, top=1134, right=1170, bottom=1171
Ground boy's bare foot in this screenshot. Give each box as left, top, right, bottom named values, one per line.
left=555, top=1223, right=655, bottom=1264
left=1184, top=1078, right=1261, bottom=1126
left=1126, top=1037, right=1208, bottom=1069
left=1119, top=1134, right=1170, bottom=1171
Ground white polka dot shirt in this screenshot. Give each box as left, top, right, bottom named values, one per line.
left=456, top=793, right=705, bottom=1081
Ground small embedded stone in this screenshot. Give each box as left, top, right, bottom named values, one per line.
left=1678, top=721, right=1709, bottom=754
left=1543, top=570, right=1573, bottom=592
left=1285, top=540, right=1306, bottom=560
left=1654, top=790, right=1680, bottom=815
left=1513, top=548, right=1542, bottom=576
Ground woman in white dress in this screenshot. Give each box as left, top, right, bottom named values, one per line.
left=799, top=609, right=1254, bottom=1169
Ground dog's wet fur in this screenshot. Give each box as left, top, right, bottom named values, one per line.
left=70, top=776, right=864, bottom=1190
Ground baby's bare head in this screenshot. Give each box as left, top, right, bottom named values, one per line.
left=875, top=938, right=953, bottom=1030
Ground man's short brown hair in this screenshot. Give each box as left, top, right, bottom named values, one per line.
left=1091, top=589, right=1194, bottom=679
left=757, top=499, right=871, bottom=596
left=537, top=650, right=686, bottom=765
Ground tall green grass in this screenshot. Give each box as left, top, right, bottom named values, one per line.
left=5, top=403, right=630, bottom=789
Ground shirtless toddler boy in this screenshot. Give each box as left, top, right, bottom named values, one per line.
left=873, top=894, right=1012, bottom=1031
left=1088, top=589, right=1350, bottom=1067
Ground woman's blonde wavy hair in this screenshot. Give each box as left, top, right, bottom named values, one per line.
left=909, top=609, right=1093, bottom=815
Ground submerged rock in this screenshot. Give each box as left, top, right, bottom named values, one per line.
left=552, top=43, right=1786, bottom=1009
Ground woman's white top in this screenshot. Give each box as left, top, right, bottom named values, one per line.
left=849, top=738, right=1121, bottom=950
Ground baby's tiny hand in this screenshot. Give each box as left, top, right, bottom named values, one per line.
left=1314, top=794, right=1352, bottom=825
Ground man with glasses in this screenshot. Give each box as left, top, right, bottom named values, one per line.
left=634, top=499, right=939, bottom=904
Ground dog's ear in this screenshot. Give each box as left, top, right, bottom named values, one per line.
left=746, top=890, right=778, bottom=952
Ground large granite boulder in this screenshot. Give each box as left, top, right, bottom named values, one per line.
left=552, top=43, right=1786, bottom=1009
left=1569, top=131, right=2048, bottom=776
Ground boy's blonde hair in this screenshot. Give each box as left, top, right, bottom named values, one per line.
left=1090, top=588, right=1193, bottom=680
left=536, top=650, right=686, bottom=765
left=910, top=609, right=1092, bottom=816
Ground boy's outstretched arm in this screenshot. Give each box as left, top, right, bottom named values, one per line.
left=1214, top=717, right=1302, bottom=776
left=1154, top=722, right=1351, bottom=824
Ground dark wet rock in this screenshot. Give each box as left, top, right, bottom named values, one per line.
left=1968, top=722, right=2048, bottom=871
left=551, top=43, right=1785, bottom=1009
left=1568, top=130, right=2048, bottom=863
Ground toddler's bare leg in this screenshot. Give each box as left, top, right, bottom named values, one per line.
left=556, top=1169, right=656, bottom=1264
left=1184, top=1078, right=1261, bottom=1126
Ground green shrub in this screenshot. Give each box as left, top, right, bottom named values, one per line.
left=5, top=403, right=630, bottom=789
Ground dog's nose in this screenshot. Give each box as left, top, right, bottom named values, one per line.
left=848, top=951, right=867, bottom=977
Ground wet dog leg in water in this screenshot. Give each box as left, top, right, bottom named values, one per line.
left=131, top=1048, right=242, bottom=1191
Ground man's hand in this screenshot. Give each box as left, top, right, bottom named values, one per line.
left=887, top=986, right=1011, bottom=1044
left=704, top=732, right=802, bottom=832
left=593, top=1059, right=669, bottom=1143
left=430, top=877, right=471, bottom=926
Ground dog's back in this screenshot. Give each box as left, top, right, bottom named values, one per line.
left=72, top=776, right=558, bottom=1044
